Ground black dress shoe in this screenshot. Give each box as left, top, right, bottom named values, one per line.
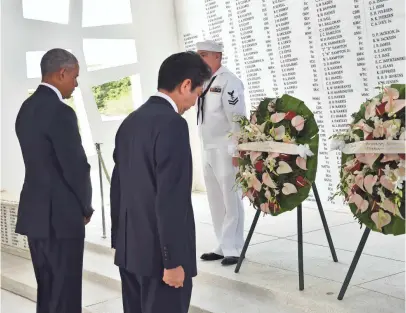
left=221, top=256, right=239, bottom=266
left=200, top=252, right=224, bottom=261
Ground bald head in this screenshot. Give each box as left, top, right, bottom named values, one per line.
left=40, top=48, right=78, bottom=76
left=40, top=48, right=80, bottom=99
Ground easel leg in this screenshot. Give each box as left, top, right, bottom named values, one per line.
left=312, top=183, right=338, bottom=262
left=235, top=209, right=261, bottom=273
left=338, top=227, right=371, bottom=300
left=297, top=204, right=304, bottom=291
left=96, top=143, right=107, bottom=239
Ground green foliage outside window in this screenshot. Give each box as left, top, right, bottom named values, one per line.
left=28, top=76, right=135, bottom=119
left=92, top=77, right=134, bottom=116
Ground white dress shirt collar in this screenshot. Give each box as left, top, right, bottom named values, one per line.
left=154, top=91, right=179, bottom=113
left=40, top=82, right=64, bottom=101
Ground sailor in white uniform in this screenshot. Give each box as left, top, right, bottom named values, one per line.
left=196, top=40, right=246, bottom=266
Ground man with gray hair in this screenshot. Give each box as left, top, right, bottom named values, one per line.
left=15, top=48, right=93, bottom=313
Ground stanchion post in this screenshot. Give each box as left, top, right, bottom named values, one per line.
left=297, top=204, right=304, bottom=291
left=312, top=183, right=338, bottom=262
left=338, top=227, right=371, bottom=300
left=95, top=143, right=107, bottom=239
left=235, top=208, right=261, bottom=273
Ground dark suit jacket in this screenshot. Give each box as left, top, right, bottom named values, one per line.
left=15, top=85, right=93, bottom=239
left=110, top=96, right=197, bottom=278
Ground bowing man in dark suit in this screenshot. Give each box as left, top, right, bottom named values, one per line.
left=110, top=52, right=211, bottom=313
left=15, top=48, right=93, bottom=313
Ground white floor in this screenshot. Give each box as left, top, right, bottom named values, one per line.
left=84, top=190, right=406, bottom=312
left=1, top=166, right=405, bottom=312
left=1, top=289, right=36, bottom=313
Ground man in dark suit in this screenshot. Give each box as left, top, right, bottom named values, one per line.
left=15, top=48, right=93, bottom=313
left=110, top=52, right=211, bottom=313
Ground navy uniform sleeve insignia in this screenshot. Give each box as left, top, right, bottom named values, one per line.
left=228, top=90, right=239, bottom=105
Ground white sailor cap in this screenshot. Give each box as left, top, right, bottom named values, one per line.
left=196, top=40, right=223, bottom=53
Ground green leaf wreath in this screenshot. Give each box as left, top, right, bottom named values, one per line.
left=331, top=84, right=405, bottom=235
left=233, top=94, right=319, bottom=215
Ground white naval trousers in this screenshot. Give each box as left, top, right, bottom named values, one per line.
left=202, top=147, right=245, bottom=257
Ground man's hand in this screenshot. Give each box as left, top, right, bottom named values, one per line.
left=163, top=266, right=185, bottom=288
left=232, top=157, right=239, bottom=167
left=84, top=216, right=92, bottom=225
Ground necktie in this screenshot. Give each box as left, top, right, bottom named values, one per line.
left=197, top=75, right=217, bottom=124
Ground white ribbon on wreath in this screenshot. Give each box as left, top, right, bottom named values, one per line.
left=237, top=141, right=314, bottom=159
left=330, top=139, right=406, bottom=154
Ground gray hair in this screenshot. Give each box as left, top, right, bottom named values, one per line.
left=40, top=48, right=78, bottom=76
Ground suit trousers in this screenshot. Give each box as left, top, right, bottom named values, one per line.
left=28, top=237, right=84, bottom=313
left=203, top=148, right=245, bottom=257
left=119, top=267, right=192, bottom=313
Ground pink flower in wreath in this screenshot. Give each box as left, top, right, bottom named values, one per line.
left=262, top=172, right=277, bottom=189
left=364, top=174, right=378, bottom=194
left=244, top=190, right=255, bottom=202
left=379, top=175, right=396, bottom=192
left=251, top=114, right=257, bottom=124
left=264, top=189, right=272, bottom=200
left=348, top=193, right=369, bottom=213
left=291, top=115, right=305, bottom=131
left=260, top=202, right=271, bottom=214
left=383, top=87, right=406, bottom=116
left=272, top=125, right=285, bottom=140
left=268, top=152, right=280, bottom=159
left=270, top=113, right=286, bottom=123
left=250, top=175, right=262, bottom=192
left=381, top=198, right=404, bottom=218
left=355, top=153, right=379, bottom=168
left=381, top=199, right=396, bottom=215
left=296, top=157, right=307, bottom=170
left=250, top=151, right=262, bottom=164
left=355, top=174, right=365, bottom=191
left=353, top=119, right=374, bottom=139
